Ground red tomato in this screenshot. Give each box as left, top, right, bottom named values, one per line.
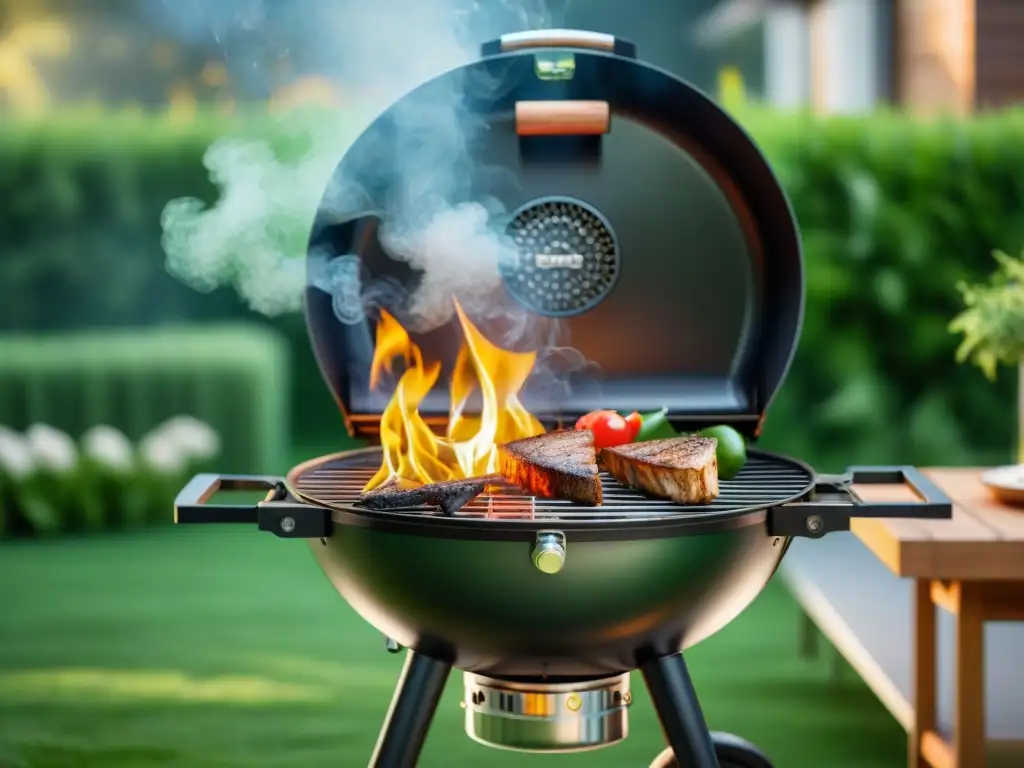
left=574, top=410, right=636, bottom=450
left=623, top=411, right=642, bottom=440
left=575, top=410, right=614, bottom=431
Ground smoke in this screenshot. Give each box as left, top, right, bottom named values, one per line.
left=159, top=0, right=569, bottom=327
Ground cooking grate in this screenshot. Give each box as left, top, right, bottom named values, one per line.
left=289, top=449, right=814, bottom=523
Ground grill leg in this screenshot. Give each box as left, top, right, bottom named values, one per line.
left=369, top=650, right=451, bottom=768
left=641, top=653, right=720, bottom=768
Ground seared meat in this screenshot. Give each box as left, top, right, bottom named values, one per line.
left=601, top=437, right=719, bottom=504
left=498, top=429, right=602, bottom=505
left=358, top=475, right=501, bottom=516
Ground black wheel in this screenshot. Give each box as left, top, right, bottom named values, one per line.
left=649, top=732, right=773, bottom=768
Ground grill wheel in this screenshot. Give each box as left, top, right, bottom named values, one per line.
left=500, top=197, right=620, bottom=317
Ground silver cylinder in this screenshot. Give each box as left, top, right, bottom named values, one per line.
left=463, top=672, right=631, bottom=752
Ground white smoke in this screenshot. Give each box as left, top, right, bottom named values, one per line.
left=159, top=0, right=569, bottom=327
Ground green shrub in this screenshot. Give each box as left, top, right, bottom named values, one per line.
left=0, top=324, right=290, bottom=473
left=733, top=107, right=1024, bottom=469
left=0, top=108, right=1021, bottom=471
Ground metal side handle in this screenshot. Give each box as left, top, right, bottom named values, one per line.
left=174, top=474, right=284, bottom=524
left=174, top=473, right=331, bottom=539
left=768, top=465, right=953, bottom=539
left=481, top=29, right=637, bottom=58
left=848, top=466, right=948, bottom=507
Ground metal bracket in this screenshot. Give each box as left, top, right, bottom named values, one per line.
left=257, top=502, right=332, bottom=539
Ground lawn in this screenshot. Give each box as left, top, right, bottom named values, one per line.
left=0, top=524, right=905, bottom=768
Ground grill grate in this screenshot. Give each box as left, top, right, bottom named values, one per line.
left=290, top=449, right=814, bottom=523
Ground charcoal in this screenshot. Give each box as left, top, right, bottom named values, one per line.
left=358, top=474, right=502, bottom=515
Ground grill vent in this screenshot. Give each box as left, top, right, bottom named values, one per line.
left=500, top=198, right=619, bottom=317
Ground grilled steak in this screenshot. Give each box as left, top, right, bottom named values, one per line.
left=498, top=429, right=602, bottom=505
left=601, top=437, right=719, bottom=504
left=359, top=475, right=501, bottom=516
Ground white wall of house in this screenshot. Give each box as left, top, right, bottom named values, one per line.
left=763, top=0, right=886, bottom=113
left=764, top=4, right=812, bottom=107
left=819, top=0, right=882, bottom=112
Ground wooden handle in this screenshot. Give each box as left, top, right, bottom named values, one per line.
left=515, top=101, right=610, bottom=136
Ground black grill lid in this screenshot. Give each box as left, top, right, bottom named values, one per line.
left=305, top=30, right=804, bottom=442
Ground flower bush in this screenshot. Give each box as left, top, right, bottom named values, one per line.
left=0, top=417, right=222, bottom=538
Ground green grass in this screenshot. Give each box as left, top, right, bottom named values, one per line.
left=0, top=525, right=905, bottom=768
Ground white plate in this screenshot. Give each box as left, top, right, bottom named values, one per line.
left=980, top=465, right=1024, bottom=506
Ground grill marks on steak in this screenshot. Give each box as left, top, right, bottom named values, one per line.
left=601, top=437, right=719, bottom=504
left=498, top=429, right=603, bottom=506
left=358, top=474, right=501, bottom=515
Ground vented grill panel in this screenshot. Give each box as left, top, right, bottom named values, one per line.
left=499, top=198, right=619, bottom=317
left=290, top=448, right=814, bottom=524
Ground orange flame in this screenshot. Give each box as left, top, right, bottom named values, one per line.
left=364, top=300, right=545, bottom=491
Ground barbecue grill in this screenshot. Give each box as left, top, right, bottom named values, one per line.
left=174, top=29, right=953, bottom=768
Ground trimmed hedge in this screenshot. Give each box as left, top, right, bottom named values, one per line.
left=0, top=325, right=290, bottom=473
left=1, top=108, right=1021, bottom=471
left=740, top=107, right=1024, bottom=468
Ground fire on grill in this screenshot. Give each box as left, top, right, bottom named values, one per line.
left=358, top=303, right=725, bottom=514
left=172, top=27, right=957, bottom=768
left=356, top=300, right=544, bottom=514
left=362, top=301, right=544, bottom=495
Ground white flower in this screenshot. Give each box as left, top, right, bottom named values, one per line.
left=81, top=425, right=134, bottom=472
left=0, top=427, right=36, bottom=480
left=25, top=424, right=78, bottom=473
left=155, top=415, right=221, bottom=462
left=139, top=432, right=188, bottom=476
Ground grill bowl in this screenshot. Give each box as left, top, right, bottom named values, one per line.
left=288, top=447, right=813, bottom=677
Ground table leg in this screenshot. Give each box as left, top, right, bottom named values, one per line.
left=910, top=578, right=936, bottom=768
left=954, top=582, right=985, bottom=768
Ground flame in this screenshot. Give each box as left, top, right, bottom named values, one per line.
left=364, top=300, right=545, bottom=492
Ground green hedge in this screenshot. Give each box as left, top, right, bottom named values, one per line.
left=742, top=108, right=1024, bottom=468
left=0, top=324, right=290, bottom=473
left=1, top=108, right=1021, bottom=471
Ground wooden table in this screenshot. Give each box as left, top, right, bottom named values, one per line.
left=852, top=468, right=1024, bottom=768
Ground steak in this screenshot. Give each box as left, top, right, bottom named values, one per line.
left=601, top=437, right=719, bottom=504
left=498, top=429, right=603, bottom=505
left=359, top=475, right=502, bottom=516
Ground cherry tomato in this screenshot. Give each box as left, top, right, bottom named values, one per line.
left=623, top=411, right=642, bottom=440
left=575, top=410, right=613, bottom=431
left=574, top=410, right=636, bottom=450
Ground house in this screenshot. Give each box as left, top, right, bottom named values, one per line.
left=697, top=0, right=1024, bottom=114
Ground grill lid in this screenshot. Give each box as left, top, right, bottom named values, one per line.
left=305, top=29, right=803, bottom=441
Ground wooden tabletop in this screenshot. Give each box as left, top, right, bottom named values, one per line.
left=850, top=468, right=1024, bottom=580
